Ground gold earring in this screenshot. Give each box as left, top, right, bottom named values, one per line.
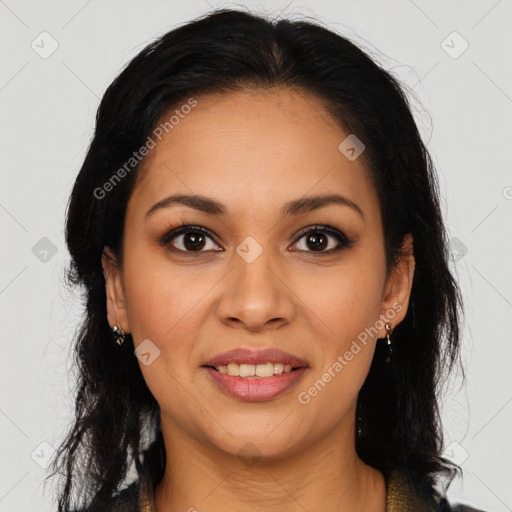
left=385, top=322, right=393, bottom=363
left=112, top=325, right=125, bottom=346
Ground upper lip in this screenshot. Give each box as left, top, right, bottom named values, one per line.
left=202, top=348, right=309, bottom=368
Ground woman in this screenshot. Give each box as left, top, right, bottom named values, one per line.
left=48, top=8, right=486, bottom=512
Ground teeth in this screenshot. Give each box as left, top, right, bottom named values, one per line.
left=215, top=362, right=295, bottom=377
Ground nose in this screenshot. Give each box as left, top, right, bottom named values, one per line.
left=216, top=246, right=296, bottom=332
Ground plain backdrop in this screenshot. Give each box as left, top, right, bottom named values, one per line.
left=1, top=1, right=511, bottom=510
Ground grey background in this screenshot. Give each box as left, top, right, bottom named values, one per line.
left=1, top=0, right=511, bottom=510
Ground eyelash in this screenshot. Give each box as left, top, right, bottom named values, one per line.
left=158, top=222, right=355, bottom=255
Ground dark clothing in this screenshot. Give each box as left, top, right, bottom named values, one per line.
left=72, top=467, right=487, bottom=511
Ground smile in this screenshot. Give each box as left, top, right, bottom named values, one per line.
left=202, top=365, right=308, bottom=401
left=211, top=362, right=297, bottom=377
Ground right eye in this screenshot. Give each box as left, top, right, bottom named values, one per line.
left=160, top=224, right=223, bottom=254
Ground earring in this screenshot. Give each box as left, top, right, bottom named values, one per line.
left=384, top=322, right=393, bottom=363
left=356, top=401, right=363, bottom=437
left=112, top=325, right=125, bottom=346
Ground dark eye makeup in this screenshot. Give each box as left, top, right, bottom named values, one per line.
left=157, top=222, right=356, bottom=255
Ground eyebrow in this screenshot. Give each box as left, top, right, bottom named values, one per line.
left=145, top=193, right=364, bottom=220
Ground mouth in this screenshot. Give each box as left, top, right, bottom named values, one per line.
left=200, top=348, right=309, bottom=401
left=201, top=347, right=309, bottom=371
left=202, top=362, right=303, bottom=378
left=201, top=364, right=308, bottom=402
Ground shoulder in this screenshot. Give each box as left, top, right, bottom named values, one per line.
left=107, top=480, right=140, bottom=511
left=69, top=480, right=140, bottom=512
left=386, top=467, right=488, bottom=512
left=437, top=486, right=488, bottom=512
left=447, top=501, right=488, bottom=512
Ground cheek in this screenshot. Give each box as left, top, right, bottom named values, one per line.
left=291, top=257, right=383, bottom=401
left=292, top=258, right=383, bottom=344
left=121, top=250, right=211, bottom=421
left=122, top=244, right=208, bottom=343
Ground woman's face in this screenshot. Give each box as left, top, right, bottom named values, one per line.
left=103, top=86, right=414, bottom=459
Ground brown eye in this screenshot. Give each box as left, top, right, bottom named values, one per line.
left=160, top=226, right=222, bottom=253
left=292, top=225, right=355, bottom=254
left=304, top=232, right=329, bottom=251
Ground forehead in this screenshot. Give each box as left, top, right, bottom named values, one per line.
left=129, top=87, right=379, bottom=224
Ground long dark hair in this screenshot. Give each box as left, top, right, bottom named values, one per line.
left=48, top=8, right=464, bottom=510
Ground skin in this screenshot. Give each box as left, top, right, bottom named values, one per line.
left=102, top=86, right=415, bottom=512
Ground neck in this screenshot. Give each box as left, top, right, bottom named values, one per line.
left=154, top=414, right=386, bottom=512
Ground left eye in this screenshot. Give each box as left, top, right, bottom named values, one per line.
left=292, top=225, right=353, bottom=254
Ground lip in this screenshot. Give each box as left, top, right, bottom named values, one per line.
left=201, top=348, right=309, bottom=368
left=203, top=366, right=309, bottom=402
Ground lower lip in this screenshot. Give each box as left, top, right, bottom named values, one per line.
left=202, top=367, right=308, bottom=402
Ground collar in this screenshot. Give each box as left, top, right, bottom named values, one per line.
left=385, top=468, right=439, bottom=511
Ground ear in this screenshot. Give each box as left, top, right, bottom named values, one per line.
left=101, top=247, right=130, bottom=334
left=378, top=233, right=415, bottom=337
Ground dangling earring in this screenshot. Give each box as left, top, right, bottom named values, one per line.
left=384, top=322, right=393, bottom=363
left=112, top=325, right=125, bottom=346
left=356, top=401, right=363, bottom=437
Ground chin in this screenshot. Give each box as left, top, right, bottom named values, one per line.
left=204, top=427, right=304, bottom=462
